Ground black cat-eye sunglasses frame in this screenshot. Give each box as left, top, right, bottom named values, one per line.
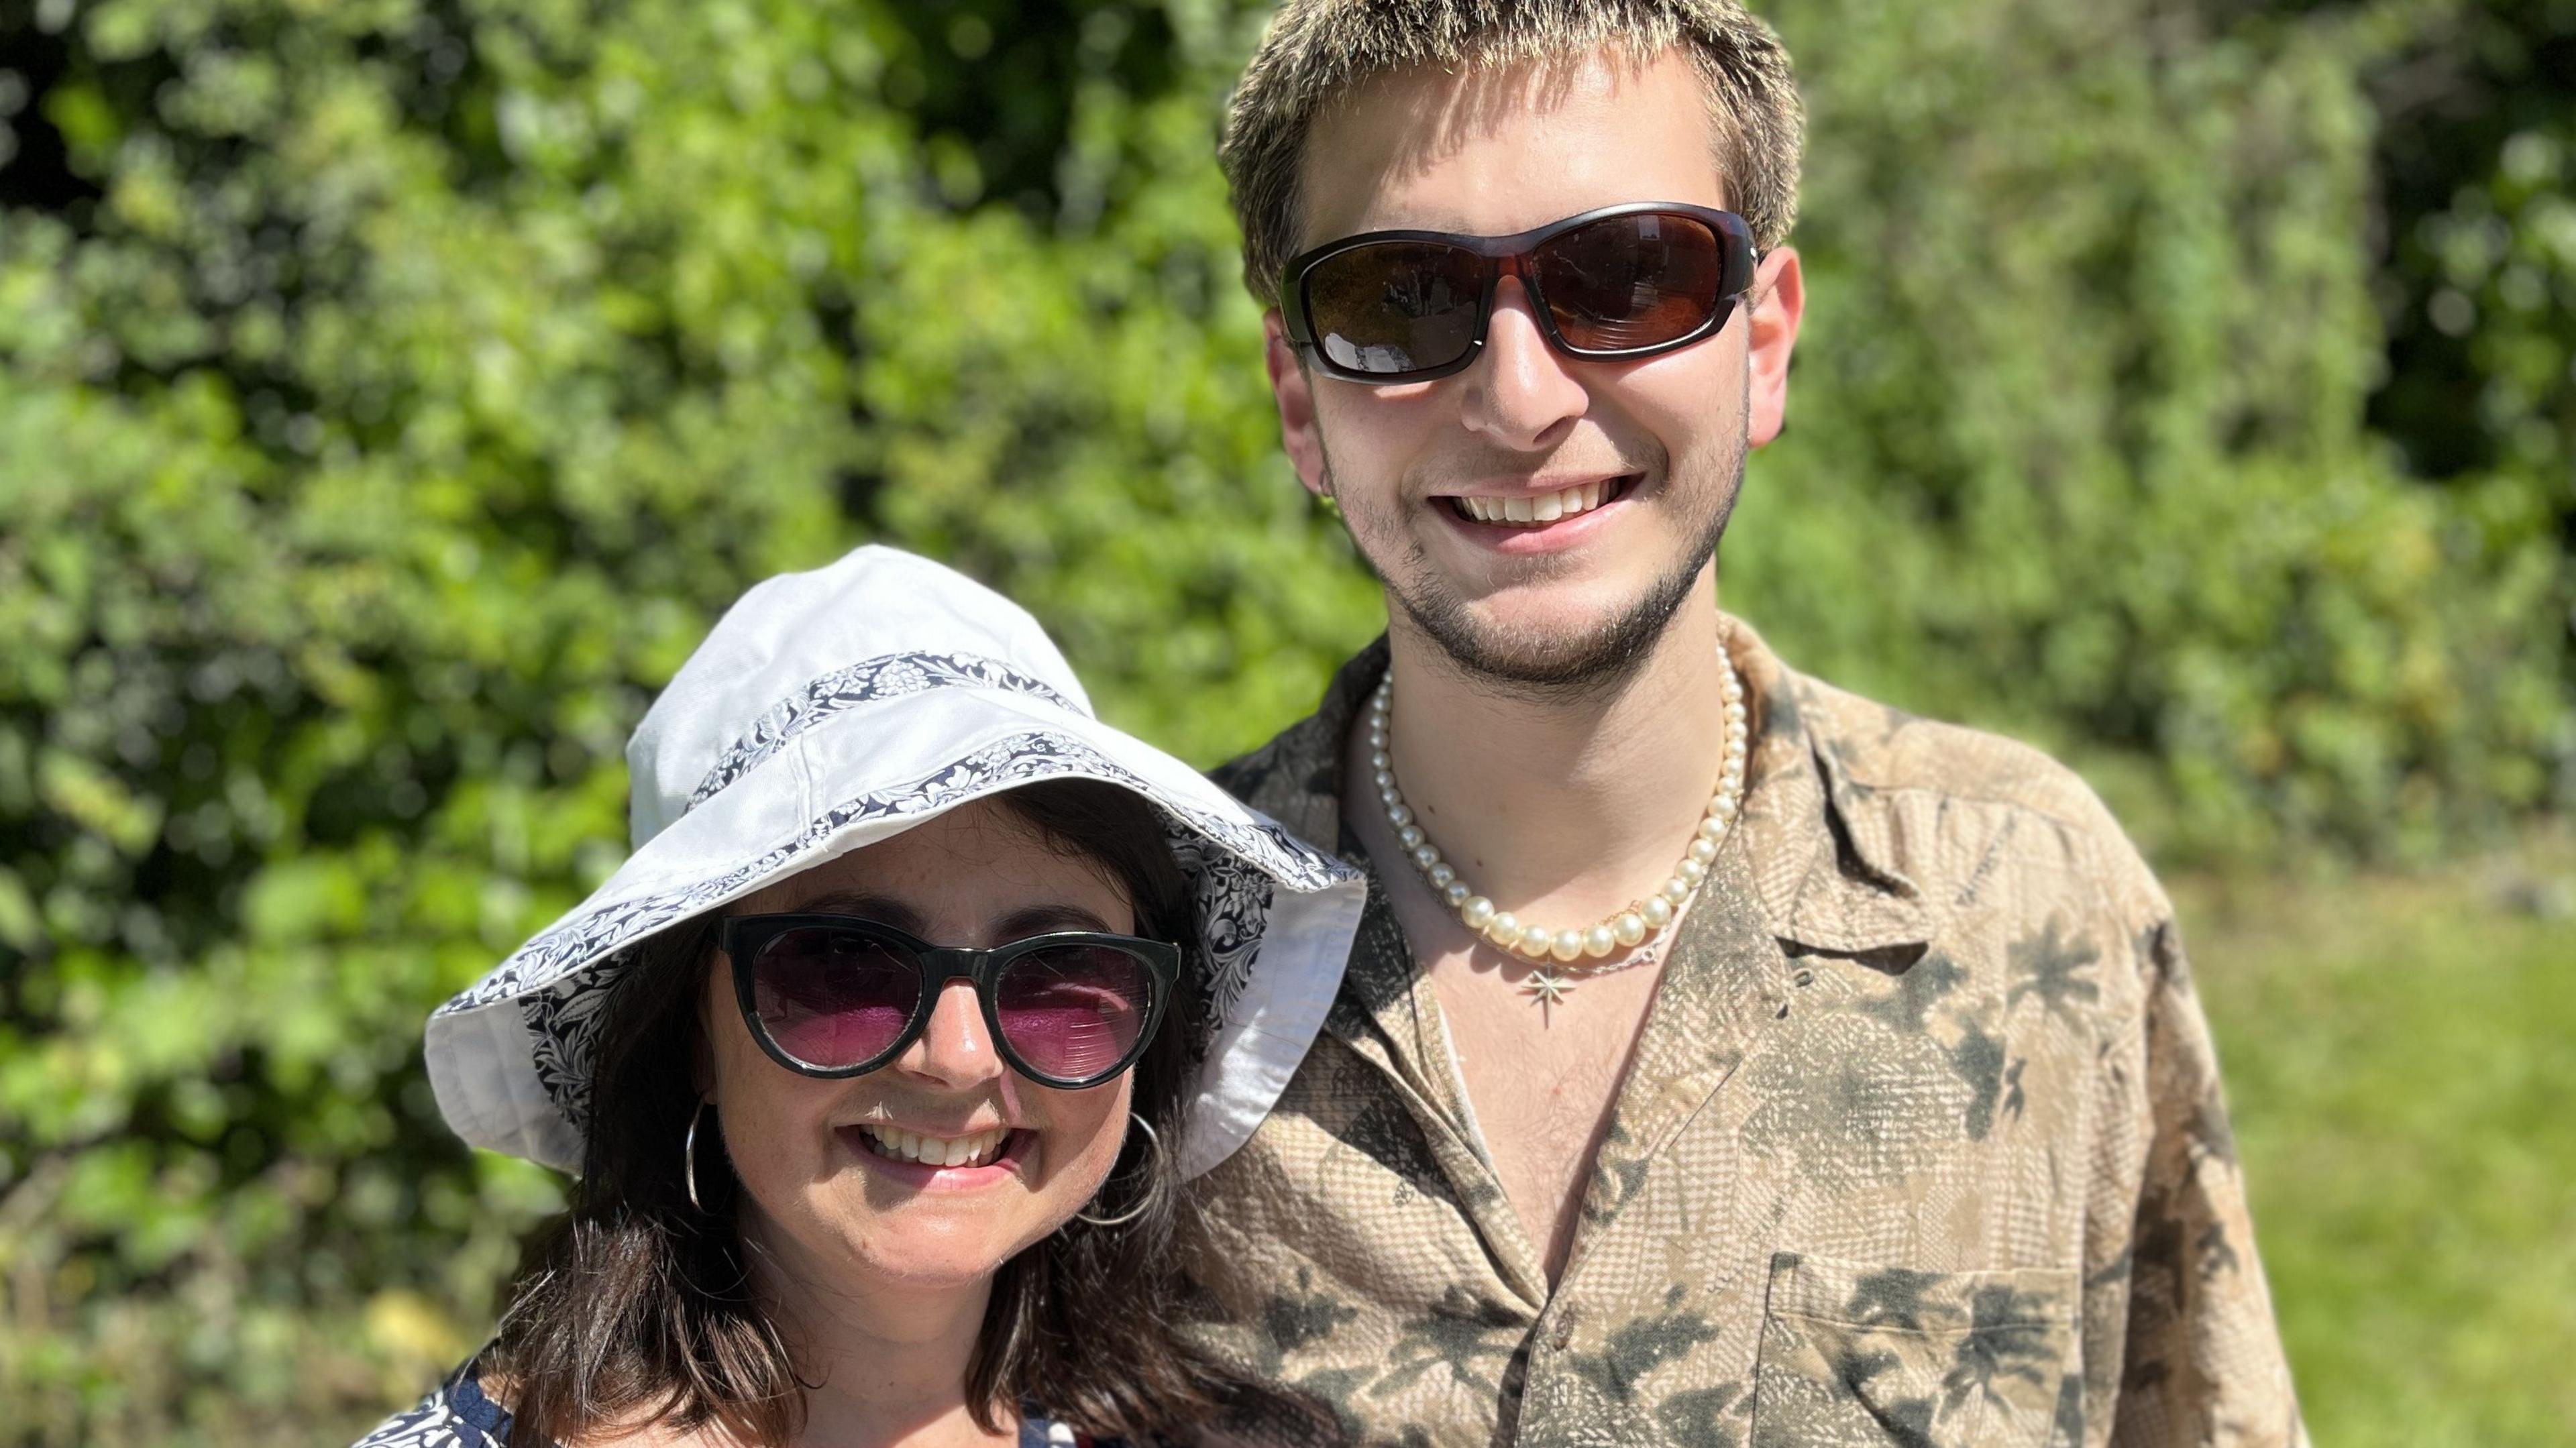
left=721, top=913, right=1181, bottom=1089
left=1278, top=201, right=1761, bottom=385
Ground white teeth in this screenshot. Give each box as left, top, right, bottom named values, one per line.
left=859, top=1125, right=1007, bottom=1168
left=1459, top=479, right=1623, bottom=528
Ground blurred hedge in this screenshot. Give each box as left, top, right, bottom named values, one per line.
left=0, top=0, right=2568, bottom=1441
left=1730, top=0, right=2573, bottom=856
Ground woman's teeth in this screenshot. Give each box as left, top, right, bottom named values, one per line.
left=1453, top=479, right=1616, bottom=525
left=857, top=1125, right=1010, bottom=1168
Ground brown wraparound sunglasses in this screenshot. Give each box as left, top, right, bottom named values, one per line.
left=1279, top=202, right=1760, bottom=385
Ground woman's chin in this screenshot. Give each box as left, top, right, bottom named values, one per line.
left=811, top=1191, right=1059, bottom=1287
left=843, top=1230, right=1034, bottom=1291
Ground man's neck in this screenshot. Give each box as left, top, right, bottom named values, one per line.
left=1364, top=567, right=1735, bottom=933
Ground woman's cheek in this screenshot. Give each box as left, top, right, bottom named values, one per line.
left=713, top=1040, right=832, bottom=1215
left=1041, top=1076, right=1134, bottom=1207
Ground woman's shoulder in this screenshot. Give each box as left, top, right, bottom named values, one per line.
left=350, top=1362, right=520, bottom=1448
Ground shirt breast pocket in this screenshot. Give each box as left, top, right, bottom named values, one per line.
left=1749, top=1251, right=2079, bottom=1448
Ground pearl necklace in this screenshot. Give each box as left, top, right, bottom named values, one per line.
left=1366, top=646, right=1751, bottom=1013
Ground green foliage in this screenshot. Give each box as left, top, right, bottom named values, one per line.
left=2187, top=843, right=2576, bottom=1447
left=1735, top=0, right=2570, bottom=858
left=0, top=0, right=2567, bottom=1441
left=2369, top=0, right=2576, bottom=492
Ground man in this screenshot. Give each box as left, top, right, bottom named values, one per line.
left=1181, top=3, right=2305, bottom=1447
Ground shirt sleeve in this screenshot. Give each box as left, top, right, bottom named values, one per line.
left=2108, top=914, right=2310, bottom=1448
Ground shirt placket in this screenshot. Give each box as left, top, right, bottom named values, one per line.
left=1322, top=872, right=1555, bottom=1314
left=1509, top=841, right=1795, bottom=1443
left=1324, top=848, right=1802, bottom=1447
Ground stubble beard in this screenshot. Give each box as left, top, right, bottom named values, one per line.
left=1325, top=427, right=1746, bottom=697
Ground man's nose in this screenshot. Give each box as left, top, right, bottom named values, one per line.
left=893, top=979, right=1008, bottom=1090
left=1460, top=275, right=1588, bottom=451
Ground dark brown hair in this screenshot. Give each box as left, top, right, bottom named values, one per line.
left=484, top=779, right=1218, bottom=1446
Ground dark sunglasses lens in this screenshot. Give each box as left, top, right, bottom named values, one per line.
left=993, top=944, right=1154, bottom=1082
left=750, top=928, right=920, bottom=1068
left=1303, top=241, right=1485, bottom=376
left=1535, top=213, right=1725, bottom=352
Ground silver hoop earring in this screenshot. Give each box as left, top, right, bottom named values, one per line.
left=683, top=1099, right=712, bottom=1214
left=1073, top=1112, right=1163, bottom=1229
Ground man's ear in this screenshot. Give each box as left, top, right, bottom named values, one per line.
left=1264, top=310, right=1332, bottom=498
left=1743, top=245, right=1804, bottom=449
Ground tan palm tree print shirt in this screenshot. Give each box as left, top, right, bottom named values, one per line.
left=1178, top=621, right=2306, bottom=1448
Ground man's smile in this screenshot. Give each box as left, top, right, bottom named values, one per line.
left=1428, top=473, right=1644, bottom=554
left=1441, top=474, right=1638, bottom=526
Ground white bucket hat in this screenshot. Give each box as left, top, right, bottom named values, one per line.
left=425, top=545, right=1364, bottom=1180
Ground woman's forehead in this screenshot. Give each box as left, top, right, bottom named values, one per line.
left=735, top=798, right=1136, bottom=934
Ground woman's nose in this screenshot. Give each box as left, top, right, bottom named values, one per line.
left=895, top=979, right=1008, bottom=1089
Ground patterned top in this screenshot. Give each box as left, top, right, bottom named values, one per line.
left=1178, top=622, right=2307, bottom=1447
left=350, top=1358, right=1124, bottom=1448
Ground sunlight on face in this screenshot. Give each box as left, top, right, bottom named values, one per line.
left=1293, top=48, right=1754, bottom=683
left=700, top=796, right=1138, bottom=1296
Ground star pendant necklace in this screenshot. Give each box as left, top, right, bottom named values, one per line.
left=1366, top=641, right=1751, bottom=1021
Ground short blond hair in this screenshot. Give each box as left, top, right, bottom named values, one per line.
left=1218, top=0, right=1805, bottom=307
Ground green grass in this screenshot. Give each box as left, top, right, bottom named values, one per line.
left=2183, top=840, right=2576, bottom=1446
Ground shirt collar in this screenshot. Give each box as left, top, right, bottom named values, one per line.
left=1723, top=616, right=1935, bottom=957
left=1235, top=618, right=1933, bottom=958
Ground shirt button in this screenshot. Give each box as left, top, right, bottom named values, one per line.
left=1548, top=1305, right=1578, bottom=1351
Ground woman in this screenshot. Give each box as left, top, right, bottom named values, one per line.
left=355, top=547, right=1363, bottom=1448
